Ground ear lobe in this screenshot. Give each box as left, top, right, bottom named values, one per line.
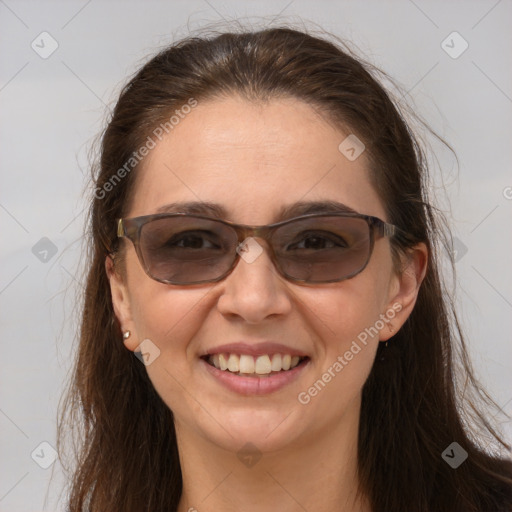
left=105, top=256, right=139, bottom=351
left=379, top=242, right=428, bottom=341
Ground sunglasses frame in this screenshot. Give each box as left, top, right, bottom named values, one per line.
left=116, top=211, right=401, bottom=285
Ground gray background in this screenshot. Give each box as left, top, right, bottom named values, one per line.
left=1, top=1, right=511, bottom=510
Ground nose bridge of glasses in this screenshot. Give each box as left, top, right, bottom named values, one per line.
left=230, top=223, right=273, bottom=246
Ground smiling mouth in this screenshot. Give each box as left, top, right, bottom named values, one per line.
left=201, top=353, right=310, bottom=377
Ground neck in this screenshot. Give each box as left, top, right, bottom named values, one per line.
left=175, top=395, right=371, bottom=512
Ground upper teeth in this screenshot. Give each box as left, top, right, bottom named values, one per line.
left=207, top=353, right=302, bottom=374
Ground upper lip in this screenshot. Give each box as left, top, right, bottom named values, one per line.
left=201, top=342, right=309, bottom=358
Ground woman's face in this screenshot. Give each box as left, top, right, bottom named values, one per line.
left=109, top=95, right=419, bottom=453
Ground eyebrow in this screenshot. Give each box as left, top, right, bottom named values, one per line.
left=155, top=200, right=358, bottom=222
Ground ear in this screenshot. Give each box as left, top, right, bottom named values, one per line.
left=379, top=242, right=428, bottom=341
left=105, top=255, right=139, bottom=351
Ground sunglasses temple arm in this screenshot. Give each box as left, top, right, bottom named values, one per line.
left=381, top=222, right=413, bottom=243
left=117, top=219, right=125, bottom=238
left=382, top=223, right=396, bottom=237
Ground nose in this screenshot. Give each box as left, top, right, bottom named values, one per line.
left=216, top=237, right=293, bottom=323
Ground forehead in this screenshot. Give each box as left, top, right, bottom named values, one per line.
left=128, top=95, right=386, bottom=223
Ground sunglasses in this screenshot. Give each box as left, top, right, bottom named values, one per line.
left=116, top=212, right=402, bottom=285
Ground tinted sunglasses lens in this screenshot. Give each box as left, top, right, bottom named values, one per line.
left=135, top=215, right=372, bottom=284
left=274, top=216, right=371, bottom=282
left=139, top=217, right=236, bottom=283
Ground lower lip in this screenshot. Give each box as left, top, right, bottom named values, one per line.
left=200, top=357, right=310, bottom=396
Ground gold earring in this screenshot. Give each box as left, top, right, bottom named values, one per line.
left=123, top=330, right=131, bottom=340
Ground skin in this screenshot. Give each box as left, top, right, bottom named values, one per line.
left=107, top=96, right=427, bottom=512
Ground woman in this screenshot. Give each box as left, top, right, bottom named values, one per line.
left=58, top=25, right=512, bottom=511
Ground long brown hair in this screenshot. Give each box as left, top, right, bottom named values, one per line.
left=58, top=23, right=512, bottom=511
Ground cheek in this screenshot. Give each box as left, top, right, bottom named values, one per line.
left=297, top=255, right=393, bottom=393
left=124, top=249, right=208, bottom=353
left=291, top=282, right=386, bottom=418
left=308, top=267, right=391, bottom=352
left=130, top=288, right=208, bottom=358
left=126, top=269, right=216, bottom=413
left=303, top=283, right=383, bottom=373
